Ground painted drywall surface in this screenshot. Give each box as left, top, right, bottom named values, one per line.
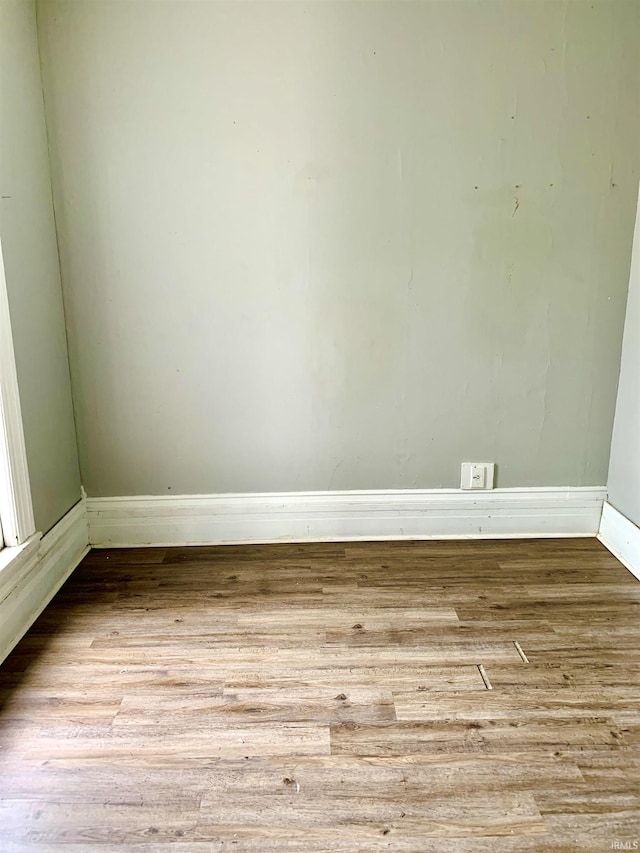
left=608, top=190, right=640, bottom=527
left=0, top=0, right=81, bottom=531
left=37, top=0, right=640, bottom=497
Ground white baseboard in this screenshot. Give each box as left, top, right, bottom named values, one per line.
left=598, top=501, right=640, bottom=582
left=0, top=498, right=89, bottom=663
left=87, top=487, right=607, bottom=548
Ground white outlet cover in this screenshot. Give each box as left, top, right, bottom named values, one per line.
left=461, top=462, right=495, bottom=490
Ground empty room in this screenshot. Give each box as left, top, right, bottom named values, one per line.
left=1, top=0, right=639, bottom=849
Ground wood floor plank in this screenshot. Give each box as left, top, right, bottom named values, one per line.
left=393, top=687, right=640, bottom=721
left=195, top=790, right=546, bottom=838
left=1, top=723, right=331, bottom=764
left=0, top=800, right=200, bottom=845
left=330, top=718, right=627, bottom=756
left=112, top=686, right=396, bottom=725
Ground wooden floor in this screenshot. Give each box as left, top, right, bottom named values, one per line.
left=1, top=539, right=639, bottom=851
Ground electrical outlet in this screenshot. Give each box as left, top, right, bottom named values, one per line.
left=461, top=462, right=495, bottom=490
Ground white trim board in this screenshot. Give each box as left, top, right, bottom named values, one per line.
left=88, top=487, right=607, bottom=548
left=598, top=501, right=640, bottom=582
left=0, top=240, right=35, bottom=546
left=0, top=498, right=89, bottom=663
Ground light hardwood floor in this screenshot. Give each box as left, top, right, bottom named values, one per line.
left=1, top=538, right=639, bottom=851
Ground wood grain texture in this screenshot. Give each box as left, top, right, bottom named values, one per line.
left=1, top=538, right=639, bottom=851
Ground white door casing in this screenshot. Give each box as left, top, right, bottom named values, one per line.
left=0, top=239, right=35, bottom=546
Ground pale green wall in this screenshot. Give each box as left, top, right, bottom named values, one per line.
left=37, top=0, right=640, bottom=497
left=0, top=0, right=81, bottom=532
left=608, top=189, right=640, bottom=527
